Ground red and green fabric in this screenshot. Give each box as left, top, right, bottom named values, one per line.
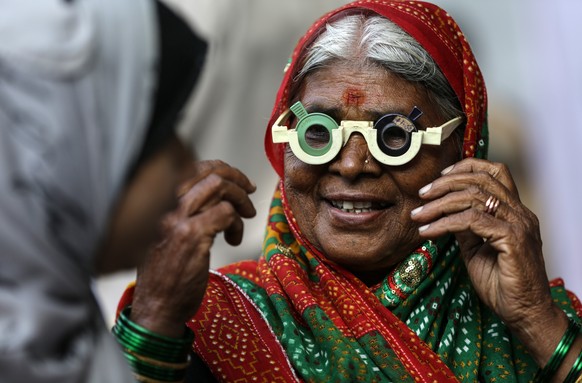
left=183, top=188, right=582, bottom=382
left=117, top=1, right=582, bottom=381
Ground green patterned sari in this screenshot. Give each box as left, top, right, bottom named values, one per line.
left=183, top=188, right=582, bottom=382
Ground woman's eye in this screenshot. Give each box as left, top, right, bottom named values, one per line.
left=304, top=125, right=331, bottom=148
left=380, top=126, right=408, bottom=150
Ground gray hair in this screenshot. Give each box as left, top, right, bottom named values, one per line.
left=296, top=14, right=463, bottom=121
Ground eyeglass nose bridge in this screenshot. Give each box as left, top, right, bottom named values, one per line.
left=340, top=120, right=425, bottom=166
left=337, top=120, right=377, bottom=158
left=339, top=120, right=375, bottom=143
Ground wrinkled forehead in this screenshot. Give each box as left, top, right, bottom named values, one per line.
left=266, top=1, right=488, bottom=178
left=296, top=63, right=444, bottom=124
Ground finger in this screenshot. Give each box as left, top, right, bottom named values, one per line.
left=223, top=215, right=244, bottom=246
left=417, top=207, right=513, bottom=246
left=197, top=201, right=240, bottom=236
left=420, top=169, right=511, bottom=199
left=439, top=158, right=519, bottom=195
left=179, top=160, right=228, bottom=194
left=194, top=202, right=246, bottom=249
left=173, top=201, right=240, bottom=255
left=157, top=201, right=240, bottom=268
left=180, top=173, right=257, bottom=218
left=178, top=160, right=256, bottom=197
left=454, top=229, right=489, bottom=261
left=412, top=188, right=507, bottom=223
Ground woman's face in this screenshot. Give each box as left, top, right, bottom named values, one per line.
left=284, top=63, right=461, bottom=284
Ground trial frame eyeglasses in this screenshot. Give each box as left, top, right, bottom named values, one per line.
left=271, top=101, right=464, bottom=166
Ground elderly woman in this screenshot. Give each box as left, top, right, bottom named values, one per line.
left=116, top=1, right=582, bottom=382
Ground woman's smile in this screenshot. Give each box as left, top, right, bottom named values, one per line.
left=284, top=63, right=460, bottom=278
left=324, top=193, right=393, bottom=225
left=328, top=199, right=391, bottom=213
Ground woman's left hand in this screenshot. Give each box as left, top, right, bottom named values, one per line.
left=130, top=160, right=256, bottom=338
left=410, top=157, right=568, bottom=366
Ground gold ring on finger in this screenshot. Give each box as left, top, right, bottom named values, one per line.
left=485, top=195, right=500, bottom=216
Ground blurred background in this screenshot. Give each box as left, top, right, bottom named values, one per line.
left=95, top=0, right=582, bottom=326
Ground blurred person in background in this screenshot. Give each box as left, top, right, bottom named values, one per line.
left=0, top=0, right=243, bottom=381
left=95, top=0, right=352, bottom=327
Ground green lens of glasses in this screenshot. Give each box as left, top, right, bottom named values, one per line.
left=296, top=113, right=338, bottom=157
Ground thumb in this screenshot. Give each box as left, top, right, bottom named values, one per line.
left=455, top=230, right=484, bottom=263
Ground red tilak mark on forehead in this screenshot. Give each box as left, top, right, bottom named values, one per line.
left=342, top=89, right=365, bottom=107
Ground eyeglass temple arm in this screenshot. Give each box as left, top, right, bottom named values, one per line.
left=272, top=101, right=309, bottom=143
left=272, top=109, right=293, bottom=143
left=421, top=117, right=464, bottom=145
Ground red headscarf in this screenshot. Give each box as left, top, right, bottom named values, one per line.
left=264, top=0, right=488, bottom=178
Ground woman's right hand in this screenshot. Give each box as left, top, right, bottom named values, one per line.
left=130, top=160, right=256, bottom=338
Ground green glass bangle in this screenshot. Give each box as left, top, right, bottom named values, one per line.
left=113, top=331, right=188, bottom=364
left=123, top=352, right=186, bottom=382
left=116, top=306, right=194, bottom=346
left=114, top=318, right=181, bottom=347
left=125, top=353, right=186, bottom=381
left=535, top=319, right=581, bottom=382
left=112, top=305, right=194, bottom=365
left=124, top=348, right=190, bottom=369
left=565, top=349, right=582, bottom=383
left=132, top=372, right=185, bottom=383
left=113, top=324, right=188, bottom=361
left=118, top=306, right=194, bottom=346
left=113, top=320, right=186, bottom=355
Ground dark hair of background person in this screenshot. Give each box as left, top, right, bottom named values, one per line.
left=131, top=1, right=207, bottom=174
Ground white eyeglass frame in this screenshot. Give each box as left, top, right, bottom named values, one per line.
left=272, top=101, right=464, bottom=166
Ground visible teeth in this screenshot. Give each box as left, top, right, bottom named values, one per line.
left=331, top=200, right=376, bottom=213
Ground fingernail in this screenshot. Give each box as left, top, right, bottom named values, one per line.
left=418, top=224, right=430, bottom=233
left=411, top=206, right=423, bottom=216
left=419, top=183, right=432, bottom=196
left=441, top=164, right=454, bottom=175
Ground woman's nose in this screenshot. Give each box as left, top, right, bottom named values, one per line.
left=328, top=134, right=381, bottom=180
